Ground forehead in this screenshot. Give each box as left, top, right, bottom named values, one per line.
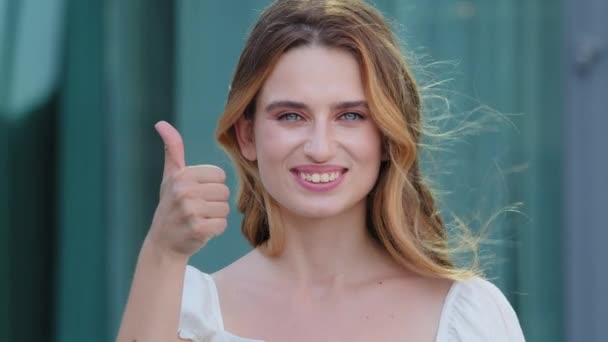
left=257, top=45, right=366, bottom=106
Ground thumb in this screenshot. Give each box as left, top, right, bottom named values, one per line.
left=155, top=121, right=186, bottom=179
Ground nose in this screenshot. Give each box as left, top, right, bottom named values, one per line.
left=303, top=121, right=335, bottom=162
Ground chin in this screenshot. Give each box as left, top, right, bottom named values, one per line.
left=296, top=208, right=343, bottom=219
left=281, top=201, right=354, bottom=220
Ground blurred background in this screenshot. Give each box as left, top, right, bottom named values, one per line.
left=1, top=0, right=606, bottom=341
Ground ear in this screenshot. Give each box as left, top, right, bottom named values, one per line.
left=235, top=117, right=257, bottom=161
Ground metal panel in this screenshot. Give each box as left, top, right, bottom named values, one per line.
left=0, top=121, right=7, bottom=342
left=55, top=0, right=107, bottom=340
left=4, top=0, right=64, bottom=116
left=0, top=0, right=15, bottom=336
left=103, top=0, right=175, bottom=336
left=562, top=0, right=608, bottom=340
left=175, top=0, right=270, bottom=273
left=378, top=1, right=563, bottom=340
left=511, top=1, right=563, bottom=340
left=2, top=0, right=64, bottom=340
left=55, top=0, right=176, bottom=340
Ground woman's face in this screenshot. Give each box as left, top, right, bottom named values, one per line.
left=238, top=45, right=383, bottom=219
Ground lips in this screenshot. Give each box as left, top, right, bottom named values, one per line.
left=290, top=165, right=348, bottom=190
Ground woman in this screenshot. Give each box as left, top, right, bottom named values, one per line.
left=117, top=0, right=525, bottom=341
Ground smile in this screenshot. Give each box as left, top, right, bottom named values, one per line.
left=290, top=166, right=347, bottom=192
left=298, top=171, right=342, bottom=183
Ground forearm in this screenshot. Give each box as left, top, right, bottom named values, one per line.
left=116, top=239, right=189, bottom=342
left=116, top=121, right=227, bottom=341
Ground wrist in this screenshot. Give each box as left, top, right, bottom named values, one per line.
left=140, top=237, right=189, bottom=269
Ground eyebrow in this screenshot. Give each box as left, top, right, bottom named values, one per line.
left=264, top=100, right=369, bottom=113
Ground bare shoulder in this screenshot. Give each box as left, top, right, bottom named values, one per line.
left=210, top=248, right=274, bottom=308
left=373, top=265, right=454, bottom=304
left=377, top=271, right=454, bottom=337
left=212, top=248, right=267, bottom=286
left=209, top=249, right=281, bottom=339
left=403, top=272, right=454, bottom=298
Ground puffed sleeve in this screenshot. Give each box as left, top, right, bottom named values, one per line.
left=177, top=265, right=227, bottom=342
left=436, top=277, right=526, bottom=342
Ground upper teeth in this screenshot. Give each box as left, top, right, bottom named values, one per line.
left=299, top=171, right=341, bottom=183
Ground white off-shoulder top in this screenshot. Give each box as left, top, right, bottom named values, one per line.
left=178, top=265, right=525, bottom=342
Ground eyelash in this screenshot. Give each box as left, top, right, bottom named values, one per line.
left=340, top=112, right=364, bottom=121
left=277, top=112, right=365, bottom=121
left=277, top=112, right=302, bottom=121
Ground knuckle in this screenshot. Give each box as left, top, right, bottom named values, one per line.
left=182, top=214, right=194, bottom=227
left=205, top=166, right=226, bottom=182
left=181, top=204, right=197, bottom=221
left=216, top=168, right=227, bottom=182
left=218, top=218, right=228, bottom=231
left=221, top=185, right=230, bottom=200
left=210, top=219, right=227, bottom=237
left=204, top=183, right=230, bottom=201
left=191, top=228, right=207, bottom=242
left=172, top=185, right=189, bottom=201
left=175, top=191, right=196, bottom=208
left=220, top=203, right=230, bottom=216
left=191, top=220, right=211, bottom=240
left=192, top=217, right=227, bottom=239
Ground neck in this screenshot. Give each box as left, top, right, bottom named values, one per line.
left=261, top=201, right=392, bottom=287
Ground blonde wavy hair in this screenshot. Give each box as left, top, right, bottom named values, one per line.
left=216, top=0, right=477, bottom=280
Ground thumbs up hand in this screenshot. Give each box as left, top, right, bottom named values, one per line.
left=146, top=121, right=230, bottom=258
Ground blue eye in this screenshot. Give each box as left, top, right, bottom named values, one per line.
left=340, top=112, right=363, bottom=120
left=278, top=113, right=302, bottom=121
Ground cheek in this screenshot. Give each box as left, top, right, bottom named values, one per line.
left=254, top=123, right=298, bottom=165
left=343, top=128, right=383, bottom=162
